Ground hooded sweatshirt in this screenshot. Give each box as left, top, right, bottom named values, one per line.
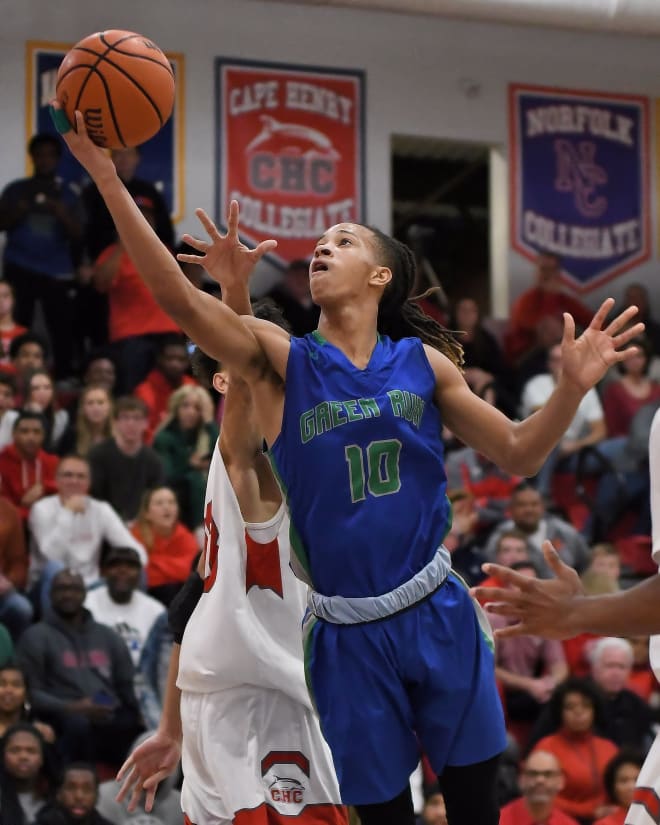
left=17, top=608, right=139, bottom=715
left=0, top=444, right=58, bottom=519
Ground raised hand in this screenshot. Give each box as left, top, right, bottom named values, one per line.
left=116, top=730, right=181, bottom=812
left=560, top=298, right=644, bottom=393
left=49, top=103, right=117, bottom=185
left=470, top=541, right=584, bottom=639
left=177, top=201, right=277, bottom=293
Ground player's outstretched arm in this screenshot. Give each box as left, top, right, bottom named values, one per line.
left=471, top=541, right=660, bottom=639
left=430, top=299, right=643, bottom=475
left=51, top=103, right=269, bottom=378
left=116, top=643, right=182, bottom=812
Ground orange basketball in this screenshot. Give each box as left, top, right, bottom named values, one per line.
left=56, top=30, right=175, bottom=149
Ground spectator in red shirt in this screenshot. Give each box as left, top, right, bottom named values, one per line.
left=602, top=337, right=660, bottom=438
left=594, top=750, right=643, bottom=825
left=133, top=335, right=196, bottom=442
left=500, top=750, right=580, bottom=825
left=92, top=195, right=181, bottom=394
left=0, top=280, right=26, bottom=368
left=504, top=252, right=593, bottom=365
left=0, top=412, right=58, bottom=520
left=131, top=486, right=198, bottom=607
left=0, top=496, right=33, bottom=639
left=531, top=678, right=618, bottom=823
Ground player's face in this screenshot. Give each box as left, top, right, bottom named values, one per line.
left=309, top=224, right=388, bottom=307
left=82, top=388, right=111, bottom=425
left=57, top=769, right=97, bottom=820
left=3, top=731, right=42, bottom=781
left=561, top=691, right=594, bottom=733
left=614, top=762, right=640, bottom=809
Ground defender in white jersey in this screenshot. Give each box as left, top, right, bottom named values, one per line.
left=177, top=443, right=344, bottom=824
left=115, top=238, right=344, bottom=823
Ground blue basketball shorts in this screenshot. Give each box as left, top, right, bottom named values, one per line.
left=303, top=571, right=507, bottom=805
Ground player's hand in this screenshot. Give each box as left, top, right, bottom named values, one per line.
left=470, top=541, right=585, bottom=639
left=116, top=729, right=181, bottom=813
left=177, top=201, right=277, bottom=291
left=49, top=102, right=117, bottom=185
left=559, top=298, right=644, bottom=394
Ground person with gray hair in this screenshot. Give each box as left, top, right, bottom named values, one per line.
left=589, top=637, right=653, bottom=752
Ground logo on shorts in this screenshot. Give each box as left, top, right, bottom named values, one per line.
left=261, top=751, right=309, bottom=814
left=269, top=775, right=305, bottom=805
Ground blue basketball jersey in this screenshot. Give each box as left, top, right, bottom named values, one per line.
left=268, top=331, right=451, bottom=598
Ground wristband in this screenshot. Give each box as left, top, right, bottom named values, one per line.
left=49, top=105, right=72, bottom=135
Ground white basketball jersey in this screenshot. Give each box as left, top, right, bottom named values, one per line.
left=177, top=444, right=311, bottom=706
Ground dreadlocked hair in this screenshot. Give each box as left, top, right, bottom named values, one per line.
left=366, top=226, right=464, bottom=369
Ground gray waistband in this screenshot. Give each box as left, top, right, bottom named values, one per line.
left=307, top=546, right=452, bottom=624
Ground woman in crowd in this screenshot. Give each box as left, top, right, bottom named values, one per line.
left=0, top=664, right=55, bottom=745
left=531, top=678, right=618, bottom=824
left=58, top=384, right=113, bottom=457
left=131, top=486, right=199, bottom=606
left=22, top=370, right=68, bottom=454
left=594, top=750, right=643, bottom=825
left=602, top=336, right=660, bottom=438
left=152, top=384, right=218, bottom=530
left=0, top=722, right=55, bottom=825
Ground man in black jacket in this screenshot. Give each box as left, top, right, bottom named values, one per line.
left=17, top=570, right=143, bottom=766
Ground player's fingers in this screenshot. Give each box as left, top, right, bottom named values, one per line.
left=493, top=623, right=527, bottom=639
left=144, top=785, right=158, bottom=813
left=226, top=200, right=240, bottom=239
left=73, top=110, right=88, bottom=138
left=176, top=253, right=205, bottom=265
left=562, top=312, right=576, bottom=345
left=115, top=757, right=133, bottom=783
left=603, top=304, right=639, bottom=336
left=115, top=768, right=139, bottom=803
left=194, top=208, right=223, bottom=240
left=250, top=239, right=278, bottom=262
left=611, top=322, right=646, bottom=351
left=180, top=232, right=209, bottom=253
left=480, top=563, right=536, bottom=592
left=48, top=102, right=73, bottom=136
left=588, top=297, right=616, bottom=330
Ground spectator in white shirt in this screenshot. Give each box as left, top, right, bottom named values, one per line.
left=84, top=546, right=164, bottom=667
left=520, top=343, right=607, bottom=498
left=28, top=454, right=146, bottom=612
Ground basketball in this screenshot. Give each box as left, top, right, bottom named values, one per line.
left=55, top=30, right=175, bottom=150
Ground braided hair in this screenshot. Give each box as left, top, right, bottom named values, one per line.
left=365, top=226, right=464, bottom=369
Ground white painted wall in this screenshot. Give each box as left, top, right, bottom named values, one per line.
left=1, top=0, right=660, bottom=312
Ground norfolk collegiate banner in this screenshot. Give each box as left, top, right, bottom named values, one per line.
left=215, top=58, right=365, bottom=267
left=26, top=41, right=185, bottom=221
left=509, top=84, right=650, bottom=293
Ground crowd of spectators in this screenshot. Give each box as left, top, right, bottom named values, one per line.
left=0, top=133, right=659, bottom=824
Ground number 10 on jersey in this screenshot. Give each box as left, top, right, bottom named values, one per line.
left=344, top=439, right=402, bottom=503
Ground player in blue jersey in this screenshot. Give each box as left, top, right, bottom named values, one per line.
left=55, top=105, right=644, bottom=825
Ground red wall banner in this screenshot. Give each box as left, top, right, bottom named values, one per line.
left=215, top=58, right=365, bottom=267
